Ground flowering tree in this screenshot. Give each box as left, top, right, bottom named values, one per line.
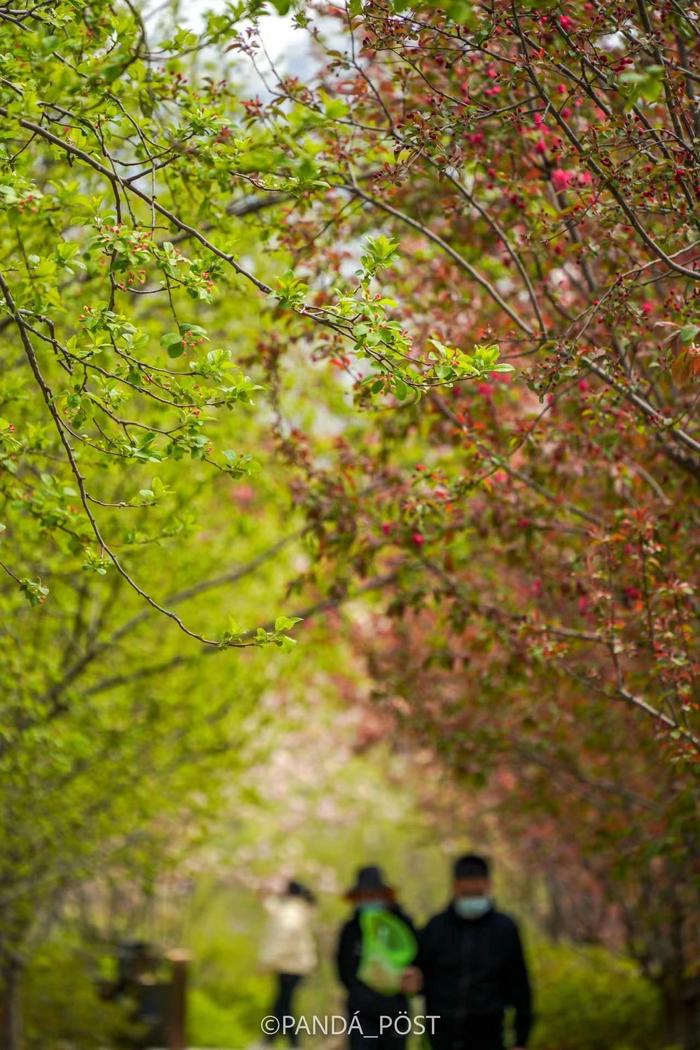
left=233, top=2, right=700, bottom=1043
left=249, top=0, right=699, bottom=756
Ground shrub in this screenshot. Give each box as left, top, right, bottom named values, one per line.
left=529, top=939, right=664, bottom=1050
left=188, top=931, right=271, bottom=1047
left=23, top=940, right=135, bottom=1049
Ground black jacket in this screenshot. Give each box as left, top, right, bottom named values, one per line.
left=336, top=905, right=417, bottom=1019
left=417, top=903, right=533, bottom=1047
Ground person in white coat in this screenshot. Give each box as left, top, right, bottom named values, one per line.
left=259, top=880, right=317, bottom=1047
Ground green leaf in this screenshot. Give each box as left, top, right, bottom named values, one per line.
left=394, top=377, right=409, bottom=400
left=619, top=66, right=664, bottom=109
left=321, top=93, right=350, bottom=119
left=160, top=331, right=184, bottom=358
left=274, top=615, right=303, bottom=633
left=19, top=577, right=50, bottom=606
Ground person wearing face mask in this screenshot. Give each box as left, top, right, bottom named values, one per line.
left=405, top=854, right=532, bottom=1050
left=336, top=865, right=417, bottom=1050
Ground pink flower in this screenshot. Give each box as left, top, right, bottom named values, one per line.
left=641, top=301, right=653, bottom=315
left=411, top=531, right=425, bottom=547
left=559, top=15, right=574, bottom=30
left=231, top=484, right=255, bottom=504
left=551, top=168, right=574, bottom=192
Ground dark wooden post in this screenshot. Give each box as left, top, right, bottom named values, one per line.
left=166, top=950, right=189, bottom=1050
left=0, top=959, right=22, bottom=1050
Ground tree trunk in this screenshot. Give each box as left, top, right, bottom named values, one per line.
left=0, top=958, right=22, bottom=1050
left=661, top=981, right=700, bottom=1050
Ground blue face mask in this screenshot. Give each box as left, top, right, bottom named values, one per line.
left=454, top=895, right=491, bottom=920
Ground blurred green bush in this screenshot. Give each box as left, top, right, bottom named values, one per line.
left=528, top=938, right=666, bottom=1050
left=188, top=930, right=271, bottom=1047
left=23, top=939, right=135, bottom=1049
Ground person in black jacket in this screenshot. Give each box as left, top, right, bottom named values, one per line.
left=410, top=854, right=533, bottom=1050
left=336, top=865, right=417, bottom=1050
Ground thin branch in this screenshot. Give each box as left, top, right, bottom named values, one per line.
left=344, top=182, right=536, bottom=338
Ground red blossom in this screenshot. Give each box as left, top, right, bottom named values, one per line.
left=551, top=168, right=574, bottom=192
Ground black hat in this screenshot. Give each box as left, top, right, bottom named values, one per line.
left=345, top=865, right=395, bottom=900
left=286, top=879, right=316, bottom=904
left=454, top=854, right=490, bottom=879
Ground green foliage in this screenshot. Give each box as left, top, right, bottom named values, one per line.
left=619, top=67, right=665, bottom=108
left=427, top=339, right=514, bottom=385
left=23, top=940, right=135, bottom=1049
left=529, top=939, right=664, bottom=1050
left=188, top=932, right=270, bottom=1047
left=361, top=235, right=401, bottom=277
